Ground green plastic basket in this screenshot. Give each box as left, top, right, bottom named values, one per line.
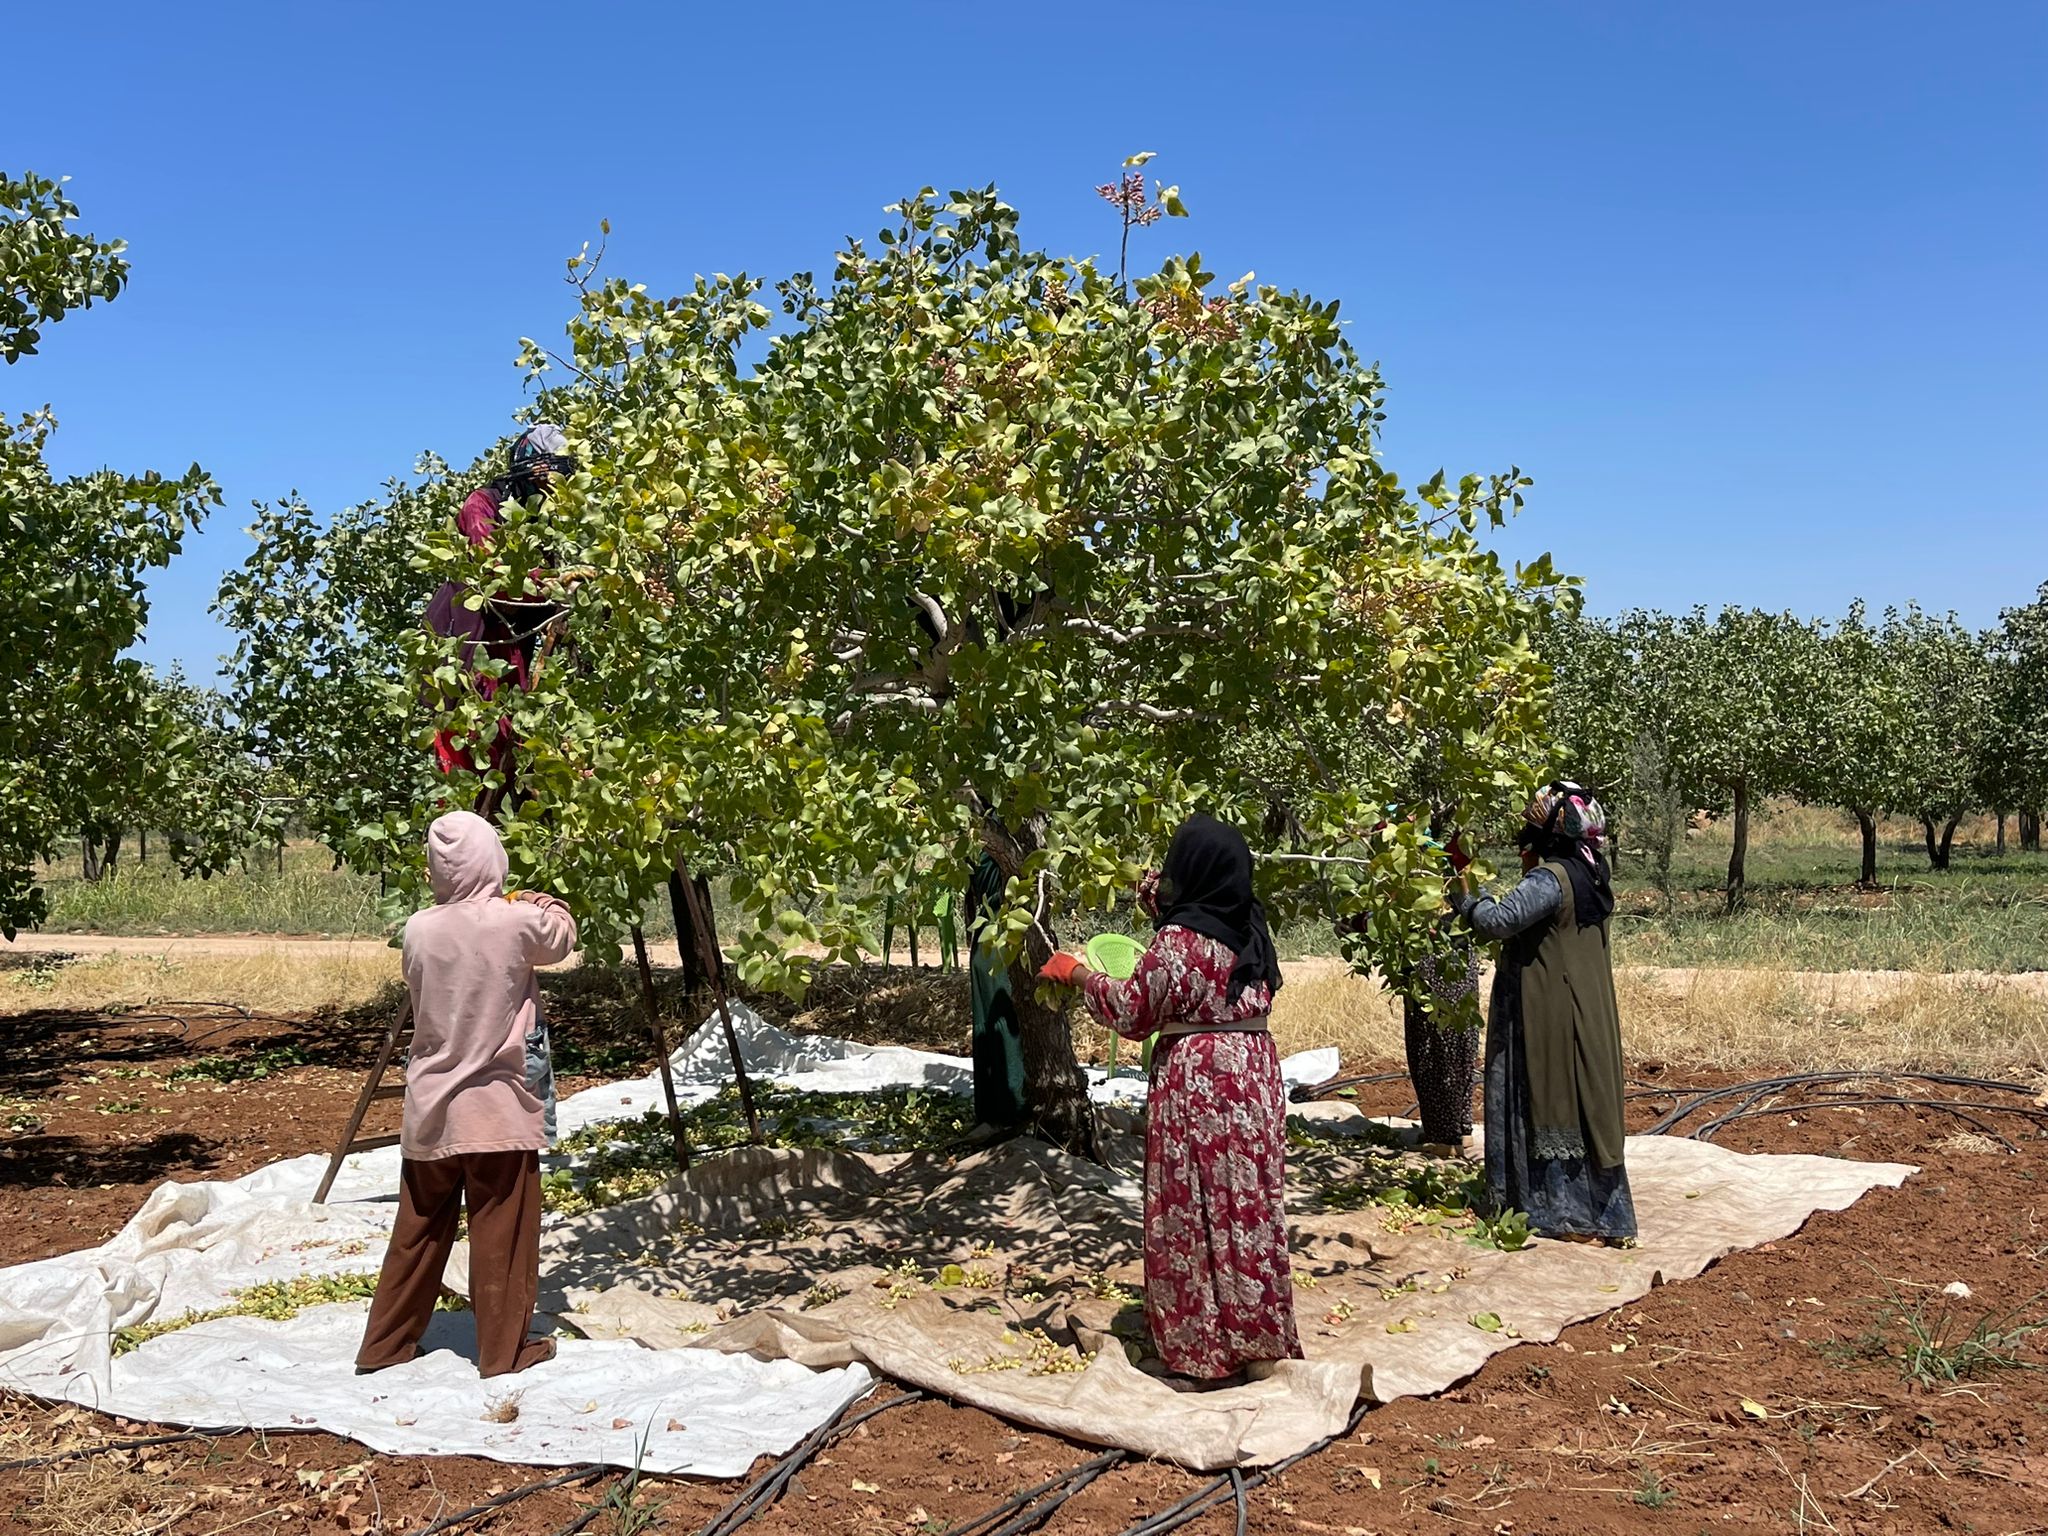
left=1084, top=933, right=1156, bottom=1077
left=1084, top=932, right=1144, bottom=979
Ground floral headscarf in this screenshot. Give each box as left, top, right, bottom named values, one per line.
left=1518, top=781, right=1614, bottom=926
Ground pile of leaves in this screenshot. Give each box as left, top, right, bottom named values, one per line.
left=111, top=1271, right=467, bottom=1356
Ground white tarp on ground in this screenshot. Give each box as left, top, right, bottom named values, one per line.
left=0, top=1004, right=1913, bottom=1473
left=549, top=1109, right=1915, bottom=1469
left=0, top=1007, right=916, bottom=1477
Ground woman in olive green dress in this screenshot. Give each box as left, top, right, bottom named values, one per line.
left=1449, top=783, right=1635, bottom=1244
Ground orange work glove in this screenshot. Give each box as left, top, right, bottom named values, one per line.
left=1039, top=952, right=1085, bottom=987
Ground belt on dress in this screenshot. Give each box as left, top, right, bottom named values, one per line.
left=1153, top=1016, right=1271, bottom=1039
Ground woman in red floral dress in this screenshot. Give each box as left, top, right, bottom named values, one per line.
left=1042, top=814, right=1302, bottom=1381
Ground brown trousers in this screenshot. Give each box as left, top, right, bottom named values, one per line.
left=356, top=1150, right=550, bottom=1378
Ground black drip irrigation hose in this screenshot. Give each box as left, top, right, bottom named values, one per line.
left=938, top=1449, right=1127, bottom=1536
left=404, top=1464, right=607, bottom=1536
left=1645, top=1069, right=2040, bottom=1137
left=1113, top=1402, right=1372, bottom=1536
left=1289, top=1071, right=1408, bottom=1104
left=1693, top=1096, right=2048, bottom=1152
left=696, top=1389, right=924, bottom=1536
left=545, top=1501, right=610, bottom=1536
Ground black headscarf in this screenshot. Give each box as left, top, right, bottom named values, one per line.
left=1154, top=813, right=1283, bottom=1005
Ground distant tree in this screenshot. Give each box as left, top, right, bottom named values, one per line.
left=1982, top=583, right=2048, bottom=855
left=216, top=469, right=464, bottom=886
left=1884, top=607, right=1993, bottom=871
left=1633, top=607, right=1824, bottom=912
left=1799, top=602, right=1919, bottom=886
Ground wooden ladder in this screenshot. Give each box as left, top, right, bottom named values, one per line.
left=312, top=995, right=414, bottom=1204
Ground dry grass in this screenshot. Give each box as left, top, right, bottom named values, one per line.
left=28, top=1455, right=195, bottom=1536
left=0, top=946, right=400, bottom=1018
left=1616, top=967, right=2048, bottom=1074
left=1254, top=962, right=2048, bottom=1078
left=0, top=1397, right=196, bottom=1536
left=9, top=944, right=2043, bottom=1081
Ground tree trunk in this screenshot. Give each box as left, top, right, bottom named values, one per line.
left=985, top=815, right=1096, bottom=1157
left=667, top=867, right=718, bottom=993
left=1007, top=941, right=1097, bottom=1157
left=1997, top=813, right=2007, bottom=856
left=1403, top=998, right=1477, bottom=1146
left=1922, top=814, right=1962, bottom=871
left=276, top=834, right=285, bottom=877
left=1853, top=809, right=1879, bottom=888
left=103, top=828, right=122, bottom=879
left=80, top=832, right=102, bottom=883
left=2022, top=810, right=2042, bottom=853
left=1724, top=780, right=1750, bottom=914
left=138, top=827, right=147, bottom=864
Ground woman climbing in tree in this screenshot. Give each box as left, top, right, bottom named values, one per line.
left=1450, top=782, right=1636, bottom=1244
left=1040, top=813, right=1301, bottom=1382
left=422, top=423, right=577, bottom=814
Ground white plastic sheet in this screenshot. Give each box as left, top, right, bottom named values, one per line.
left=0, top=1008, right=882, bottom=1475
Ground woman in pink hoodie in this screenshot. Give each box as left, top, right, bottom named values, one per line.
left=357, top=811, right=577, bottom=1378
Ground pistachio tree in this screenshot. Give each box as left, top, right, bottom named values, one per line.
left=0, top=172, right=220, bottom=934
left=1982, top=583, right=2048, bottom=853
left=1883, top=606, right=1992, bottom=870
left=1797, top=603, right=1919, bottom=885
left=394, top=175, right=1566, bottom=1148
left=217, top=465, right=472, bottom=878
left=1632, top=607, right=1825, bottom=911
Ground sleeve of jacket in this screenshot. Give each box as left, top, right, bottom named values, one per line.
left=518, top=893, right=578, bottom=967
left=1449, top=868, right=1563, bottom=940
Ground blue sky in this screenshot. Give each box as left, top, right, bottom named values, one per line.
left=7, top=2, right=2044, bottom=680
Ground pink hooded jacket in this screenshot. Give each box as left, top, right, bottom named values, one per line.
left=400, top=812, right=577, bottom=1159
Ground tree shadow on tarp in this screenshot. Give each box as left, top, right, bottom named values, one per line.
left=537, top=1139, right=1149, bottom=1315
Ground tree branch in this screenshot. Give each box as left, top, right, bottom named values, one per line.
left=1086, top=700, right=1202, bottom=724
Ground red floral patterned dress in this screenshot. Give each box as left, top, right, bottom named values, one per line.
left=1082, top=926, right=1302, bottom=1379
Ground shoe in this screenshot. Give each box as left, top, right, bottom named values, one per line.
left=482, top=1337, right=558, bottom=1379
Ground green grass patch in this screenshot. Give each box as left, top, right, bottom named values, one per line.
left=40, top=843, right=384, bottom=936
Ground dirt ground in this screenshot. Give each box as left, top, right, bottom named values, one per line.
left=1, top=968, right=2044, bottom=1535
